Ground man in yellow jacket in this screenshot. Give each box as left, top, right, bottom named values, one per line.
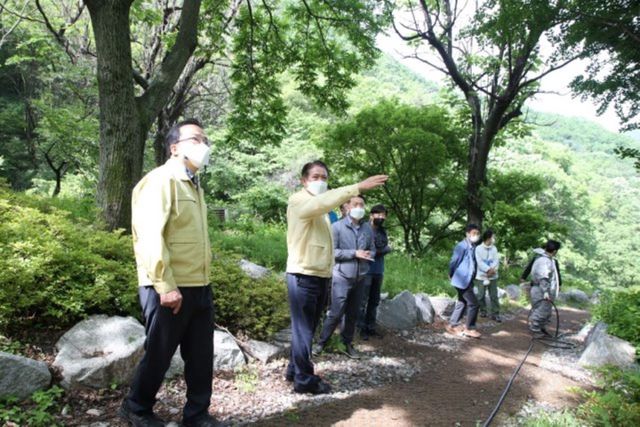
left=120, top=119, right=218, bottom=427
left=285, top=160, right=387, bottom=394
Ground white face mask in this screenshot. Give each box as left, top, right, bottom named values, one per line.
left=306, top=180, right=328, bottom=195
left=468, top=234, right=480, bottom=243
left=181, top=142, right=211, bottom=170
left=349, top=207, right=365, bottom=220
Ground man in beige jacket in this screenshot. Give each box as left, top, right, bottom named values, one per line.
left=285, top=160, right=387, bottom=394
left=120, top=119, right=219, bottom=427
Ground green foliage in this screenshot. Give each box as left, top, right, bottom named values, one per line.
left=0, top=189, right=138, bottom=332
left=0, top=386, right=64, bottom=427
left=561, top=0, right=640, bottom=131
left=210, top=219, right=288, bottom=272
left=321, top=99, right=467, bottom=254
left=210, top=252, right=289, bottom=340
left=382, top=253, right=454, bottom=298
left=577, top=367, right=640, bottom=426
left=593, top=286, right=640, bottom=353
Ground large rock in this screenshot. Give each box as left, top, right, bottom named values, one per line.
left=505, top=285, right=521, bottom=301
left=0, top=352, right=51, bottom=400
left=214, top=330, right=246, bottom=371
left=239, top=259, right=270, bottom=279
left=430, top=297, right=456, bottom=318
left=415, top=293, right=435, bottom=324
left=566, top=289, right=590, bottom=305
left=578, top=322, right=637, bottom=369
left=377, top=291, right=418, bottom=330
left=497, top=287, right=507, bottom=299
left=53, top=315, right=146, bottom=389
left=244, top=340, right=287, bottom=363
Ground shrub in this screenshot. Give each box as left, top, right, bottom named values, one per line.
left=211, top=252, right=289, bottom=340
left=0, top=189, right=138, bottom=333
left=593, top=286, right=640, bottom=353
left=577, top=367, right=640, bottom=426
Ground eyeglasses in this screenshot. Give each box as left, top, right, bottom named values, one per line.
left=176, top=136, right=210, bottom=146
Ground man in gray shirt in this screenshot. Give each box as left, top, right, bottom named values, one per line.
left=314, top=195, right=375, bottom=358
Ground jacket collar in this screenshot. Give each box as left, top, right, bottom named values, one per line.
left=165, top=156, right=192, bottom=182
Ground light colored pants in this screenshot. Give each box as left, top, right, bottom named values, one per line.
left=528, top=285, right=554, bottom=332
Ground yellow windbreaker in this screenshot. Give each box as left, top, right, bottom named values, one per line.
left=131, top=157, right=211, bottom=294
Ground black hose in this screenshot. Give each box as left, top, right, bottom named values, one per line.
left=482, top=298, right=576, bottom=427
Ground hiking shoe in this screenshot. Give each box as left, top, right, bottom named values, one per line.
left=463, top=328, right=482, bottom=339
left=491, top=315, right=502, bottom=323
left=294, top=380, right=332, bottom=395
left=341, top=343, right=361, bottom=359
left=183, top=414, right=224, bottom=427
left=312, top=343, right=324, bottom=357
left=118, top=401, right=165, bottom=427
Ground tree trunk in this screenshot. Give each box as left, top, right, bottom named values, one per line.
left=87, top=0, right=144, bottom=231
left=52, top=169, right=62, bottom=197
left=154, top=113, right=170, bottom=166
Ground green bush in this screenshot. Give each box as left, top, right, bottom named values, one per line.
left=211, top=252, right=289, bottom=340
left=0, top=189, right=138, bottom=333
left=210, top=219, right=288, bottom=271
left=0, top=386, right=64, bottom=427
left=577, top=367, right=640, bottom=426
left=383, top=253, right=455, bottom=297
left=593, top=286, right=640, bottom=353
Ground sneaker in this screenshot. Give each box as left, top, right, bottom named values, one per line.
left=183, top=414, right=224, bottom=427
left=341, top=343, right=361, bottom=359
left=312, top=343, right=324, bottom=357
left=462, top=328, right=482, bottom=339
left=360, top=329, right=370, bottom=341
left=445, top=324, right=462, bottom=334
left=118, top=401, right=165, bottom=427
left=491, top=315, right=502, bottom=323
left=294, top=380, right=332, bottom=395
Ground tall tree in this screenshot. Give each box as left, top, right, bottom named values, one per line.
left=562, top=0, right=640, bottom=132
left=391, top=0, right=577, bottom=226
left=33, top=0, right=387, bottom=230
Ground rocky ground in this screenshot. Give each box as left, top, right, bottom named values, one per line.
left=8, top=304, right=594, bottom=427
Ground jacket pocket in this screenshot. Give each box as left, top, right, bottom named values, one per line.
left=301, top=243, right=328, bottom=271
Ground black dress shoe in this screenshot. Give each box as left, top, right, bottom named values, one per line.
left=341, top=343, right=361, bottom=359
left=183, top=413, right=224, bottom=427
left=118, top=401, right=165, bottom=427
left=294, top=380, right=332, bottom=395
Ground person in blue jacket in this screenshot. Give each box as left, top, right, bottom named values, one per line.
left=447, top=224, right=482, bottom=338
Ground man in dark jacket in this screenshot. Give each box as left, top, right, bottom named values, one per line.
left=359, top=204, right=392, bottom=340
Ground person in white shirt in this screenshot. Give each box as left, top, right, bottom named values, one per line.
left=474, top=229, right=501, bottom=322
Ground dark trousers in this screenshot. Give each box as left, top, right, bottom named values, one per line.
left=358, top=274, right=383, bottom=332
left=318, top=275, right=366, bottom=346
left=449, top=283, right=479, bottom=329
left=126, top=286, right=214, bottom=422
left=286, top=273, right=329, bottom=391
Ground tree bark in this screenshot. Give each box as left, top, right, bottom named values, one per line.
left=86, top=0, right=143, bottom=231
left=85, top=0, right=201, bottom=230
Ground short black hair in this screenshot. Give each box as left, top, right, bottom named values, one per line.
left=301, top=160, right=330, bottom=178
left=481, top=228, right=494, bottom=242
left=370, top=204, right=387, bottom=214
left=465, top=223, right=480, bottom=233
left=165, top=118, right=204, bottom=154
left=350, top=194, right=365, bottom=203
left=544, top=239, right=561, bottom=253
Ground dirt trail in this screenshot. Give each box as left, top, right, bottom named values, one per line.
left=255, top=307, right=590, bottom=427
